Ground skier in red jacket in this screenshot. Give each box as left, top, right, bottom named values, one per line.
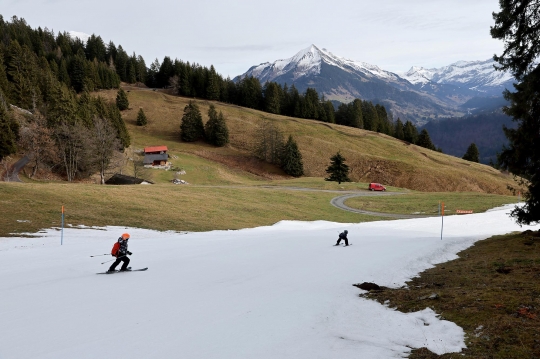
left=107, top=233, right=132, bottom=272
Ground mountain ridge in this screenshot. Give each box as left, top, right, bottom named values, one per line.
left=236, top=45, right=514, bottom=124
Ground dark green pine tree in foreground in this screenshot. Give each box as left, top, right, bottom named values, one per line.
left=180, top=101, right=205, bottom=142
left=136, top=108, right=147, bottom=126
left=491, top=0, right=540, bottom=225
left=280, top=135, right=304, bottom=177
left=116, top=88, right=129, bottom=111
left=325, top=151, right=350, bottom=184
left=462, top=143, right=480, bottom=163
left=205, top=104, right=229, bottom=146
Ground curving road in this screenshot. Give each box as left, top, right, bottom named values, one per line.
left=329, top=192, right=436, bottom=219
left=196, top=185, right=436, bottom=218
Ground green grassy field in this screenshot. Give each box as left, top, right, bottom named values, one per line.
left=0, top=181, right=388, bottom=237
left=344, top=192, right=519, bottom=215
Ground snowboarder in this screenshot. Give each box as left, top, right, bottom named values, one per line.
left=335, top=230, right=349, bottom=246
left=107, top=233, right=133, bottom=272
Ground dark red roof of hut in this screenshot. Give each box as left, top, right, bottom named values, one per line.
left=144, top=146, right=168, bottom=154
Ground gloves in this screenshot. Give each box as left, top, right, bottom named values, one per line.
left=127, top=251, right=132, bottom=255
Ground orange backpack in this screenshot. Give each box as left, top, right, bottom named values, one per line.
left=111, top=242, right=120, bottom=256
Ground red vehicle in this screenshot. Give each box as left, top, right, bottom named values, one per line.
left=368, top=183, right=386, bottom=191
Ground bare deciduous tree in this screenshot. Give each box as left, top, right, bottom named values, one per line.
left=91, top=116, right=121, bottom=184
left=253, top=120, right=284, bottom=165
left=18, top=112, right=58, bottom=178
left=54, top=122, right=93, bottom=182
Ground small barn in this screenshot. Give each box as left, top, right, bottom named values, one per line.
left=143, top=146, right=169, bottom=166
left=105, top=174, right=154, bottom=185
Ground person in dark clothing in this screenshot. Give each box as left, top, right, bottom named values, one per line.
left=335, top=230, right=349, bottom=246
left=108, top=233, right=133, bottom=272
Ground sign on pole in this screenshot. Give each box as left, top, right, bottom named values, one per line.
left=61, top=205, right=64, bottom=245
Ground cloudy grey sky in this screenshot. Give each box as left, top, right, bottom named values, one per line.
left=3, top=0, right=504, bottom=78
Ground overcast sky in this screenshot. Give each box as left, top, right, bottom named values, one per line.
left=3, top=0, right=505, bottom=78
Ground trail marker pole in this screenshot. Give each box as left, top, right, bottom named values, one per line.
left=518, top=191, right=521, bottom=203
left=61, top=205, right=64, bottom=245
left=440, top=202, right=444, bottom=240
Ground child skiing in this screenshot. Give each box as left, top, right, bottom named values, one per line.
left=335, top=230, right=349, bottom=246
left=107, top=233, right=133, bottom=272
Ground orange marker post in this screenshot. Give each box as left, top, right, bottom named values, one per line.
left=61, top=206, right=64, bottom=245
left=440, top=202, right=444, bottom=240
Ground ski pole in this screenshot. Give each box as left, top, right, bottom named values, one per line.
left=90, top=253, right=110, bottom=257
left=101, top=255, right=127, bottom=265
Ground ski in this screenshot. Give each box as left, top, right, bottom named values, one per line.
left=97, top=267, right=148, bottom=274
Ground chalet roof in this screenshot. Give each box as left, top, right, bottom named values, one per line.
left=144, top=145, right=168, bottom=153
left=143, top=153, right=169, bottom=164
left=105, top=174, right=154, bottom=185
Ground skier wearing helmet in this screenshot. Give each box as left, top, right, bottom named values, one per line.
left=107, top=233, right=133, bottom=272
left=335, top=230, right=349, bottom=246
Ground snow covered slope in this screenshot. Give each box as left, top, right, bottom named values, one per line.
left=0, top=205, right=532, bottom=358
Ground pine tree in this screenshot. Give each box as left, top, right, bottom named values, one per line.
left=280, top=135, right=303, bottom=177
left=394, top=118, right=404, bottom=140
left=115, top=88, right=129, bottom=110
left=462, top=143, right=480, bottom=162
left=417, top=129, right=436, bottom=150
left=403, top=120, right=418, bottom=144
left=136, top=108, right=147, bottom=126
left=264, top=82, right=281, bottom=114
left=206, top=65, right=220, bottom=101
left=205, top=104, right=229, bottom=146
left=213, top=112, right=229, bottom=147
left=0, top=95, right=18, bottom=162
left=180, top=101, right=205, bottom=142
left=325, top=151, right=351, bottom=184
left=491, top=0, right=540, bottom=224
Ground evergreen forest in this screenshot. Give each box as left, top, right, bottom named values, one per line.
left=0, top=15, right=434, bottom=182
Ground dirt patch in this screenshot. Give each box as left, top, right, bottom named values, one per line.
left=193, top=150, right=289, bottom=180
left=362, top=230, right=540, bottom=358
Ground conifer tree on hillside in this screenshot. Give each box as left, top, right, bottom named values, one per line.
left=325, top=151, right=350, bottom=184
left=394, top=118, right=404, bottom=140
left=362, top=101, right=379, bottom=131
left=136, top=108, right=147, bottom=126
left=180, top=101, right=205, bottom=142
left=462, top=143, right=480, bottom=163
left=204, top=104, right=229, bottom=146
left=417, top=129, right=436, bottom=150
left=264, top=82, right=282, bottom=114
left=491, top=0, right=540, bottom=224
left=281, top=135, right=304, bottom=177
left=403, top=120, right=418, bottom=144
left=0, top=96, right=18, bottom=162
left=206, top=65, right=220, bottom=101
left=115, top=88, right=129, bottom=110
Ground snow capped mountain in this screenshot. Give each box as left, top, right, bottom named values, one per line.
left=400, top=59, right=514, bottom=92
left=241, top=44, right=402, bottom=84
left=237, top=45, right=515, bottom=123
left=68, top=31, right=91, bottom=43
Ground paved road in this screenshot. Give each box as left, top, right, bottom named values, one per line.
left=329, top=192, right=436, bottom=219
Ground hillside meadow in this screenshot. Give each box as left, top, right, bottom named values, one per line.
left=97, top=86, right=517, bottom=194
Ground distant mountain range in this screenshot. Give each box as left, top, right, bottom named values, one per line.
left=236, top=45, right=514, bottom=124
